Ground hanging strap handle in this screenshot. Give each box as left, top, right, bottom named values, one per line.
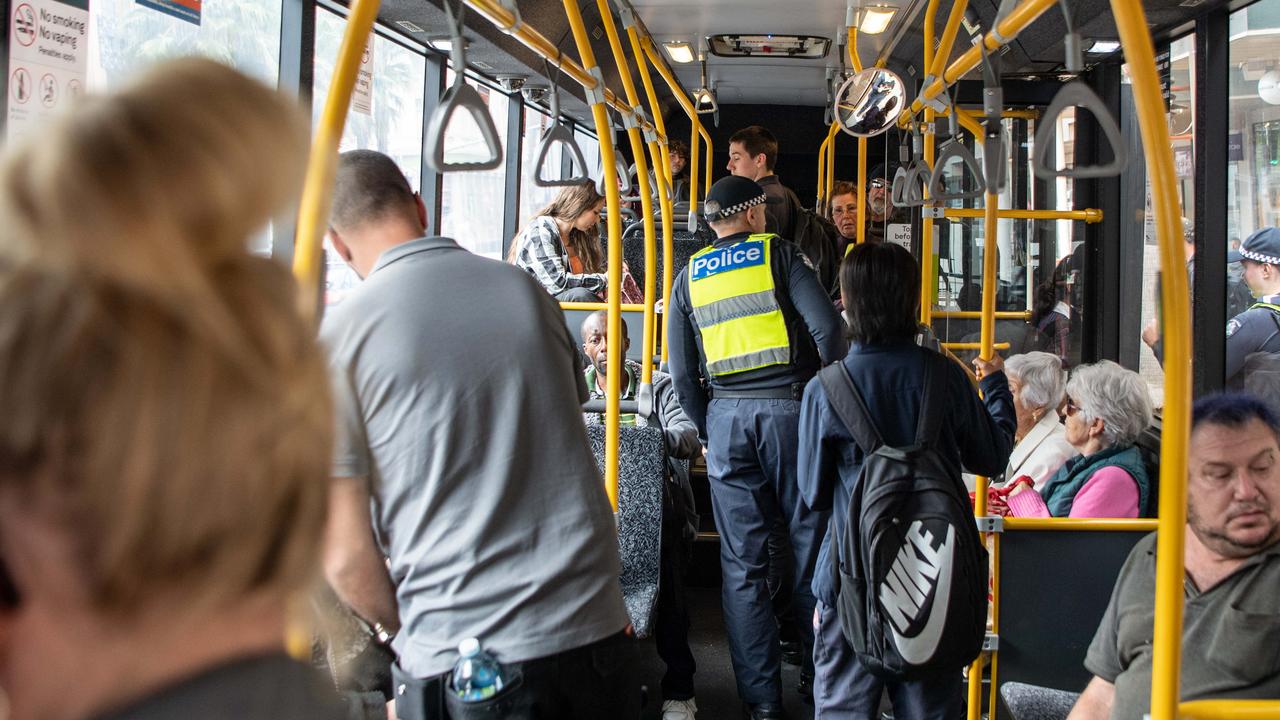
left=424, top=0, right=503, bottom=173
left=981, top=43, right=1007, bottom=193
left=928, top=89, right=986, bottom=202
left=533, top=67, right=590, bottom=187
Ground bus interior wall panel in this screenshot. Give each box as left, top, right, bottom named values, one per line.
left=1193, top=10, right=1230, bottom=396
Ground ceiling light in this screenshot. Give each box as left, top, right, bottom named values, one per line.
left=663, top=41, right=694, bottom=64
left=857, top=6, right=896, bottom=34
left=1087, top=39, right=1121, bottom=54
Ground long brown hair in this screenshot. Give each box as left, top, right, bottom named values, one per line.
left=510, top=180, right=604, bottom=271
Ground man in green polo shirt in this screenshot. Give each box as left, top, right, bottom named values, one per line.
left=1068, top=392, right=1280, bottom=720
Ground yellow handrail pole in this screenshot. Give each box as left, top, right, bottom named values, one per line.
left=826, top=122, right=839, bottom=210
left=1179, top=701, right=1280, bottom=719
left=631, top=31, right=676, bottom=366
left=848, top=28, right=869, bottom=245
left=945, top=208, right=1103, bottom=223
left=900, top=0, right=1059, bottom=125
left=935, top=310, right=1031, bottom=320
left=919, top=110, right=937, bottom=326
left=560, top=302, right=650, bottom=311
left=562, top=0, right=623, bottom=512
left=292, top=0, right=381, bottom=319
left=465, top=0, right=661, bottom=140
left=926, top=0, right=970, bottom=82
left=595, top=0, right=655, bottom=385
left=956, top=106, right=1039, bottom=122
left=941, top=342, right=1010, bottom=351
left=987, top=531, right=1001, bottom=718
left=689, top=125, right=701, bottom=216
left=817, top=132, right=831, bottom=208
left=924, top=0, right=939, bottom=72
left=966, top=189, right=1000, bottom=720
left=628, top=23, right=674, bottom=368
left=1111, top=0, right=1190, bottom=717
left=1003, top=518, right=1160, bottom=532
left=703, top=126, right=713, bottom=202
left=953, top=108, right=986, bottom=145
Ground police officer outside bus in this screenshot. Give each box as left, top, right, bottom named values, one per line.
left=668, top=176, right=847, bottom=719
left=1226, top=227, right=1280, bottom=410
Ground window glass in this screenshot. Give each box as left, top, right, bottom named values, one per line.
left=519, top=107, right=561, bottom=234
left=313, top=8, right=427, bottom=303
left=1227, top=2, right=1280, bottom=399
left=1130, top=34, right=1196, bottom=408
left=87, top=0, right=281, bottom=89
left=86, top=0, right=283, bottom=255
left=439, top=69, right=509, bottom=260
left=576, top=127, right=601, bottom=175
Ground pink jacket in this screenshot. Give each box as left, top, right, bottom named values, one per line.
left=1005, top=466, right=1140, bottom=518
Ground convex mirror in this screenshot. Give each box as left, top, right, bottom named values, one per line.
left=833, top=67, right=906, bottom=137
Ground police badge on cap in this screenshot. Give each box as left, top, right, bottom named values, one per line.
left=702, top=176, right=767, bottom=222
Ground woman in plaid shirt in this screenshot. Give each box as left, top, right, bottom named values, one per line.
left=509, top=181, right=608, bottom=302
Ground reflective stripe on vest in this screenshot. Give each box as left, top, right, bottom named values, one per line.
left=688, top=233, right=791, bottom=376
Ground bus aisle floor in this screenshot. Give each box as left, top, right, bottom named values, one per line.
left=635, top=585, right=815, bottom=720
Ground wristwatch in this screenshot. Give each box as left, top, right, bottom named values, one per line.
left=372, top=621, right=397, bottom=646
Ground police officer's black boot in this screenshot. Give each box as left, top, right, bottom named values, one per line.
left=742, top=701, right=789, bottom=720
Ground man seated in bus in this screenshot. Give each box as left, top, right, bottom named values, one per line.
left=321, top=150, right=639, bottom=719
left=579, top=310, right=700, bottom=720
left=1066, top=393, right=1280, bottom=719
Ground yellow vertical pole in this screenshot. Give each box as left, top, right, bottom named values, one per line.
left=826, top=122, right=839, bottom=207
left=1111, top=0, right=1190, bottom=716
left=292, top=0, right=382, bottom=320
left=562, top=0, right=622, bottom=511
left=595, top=0, right=655, bottom=387
left=848, top=27, right=868, bottom=246
left=926, top=0, right=970, bottom=81
left=987, top=532, right=1002, bottom=718
left=817, top=133, right=831, bottom=210
left=689, top=127, right=701, bottom=216
left=629, top=24, right=673, bottom=369
left=919, top=110, right=937, bottom=325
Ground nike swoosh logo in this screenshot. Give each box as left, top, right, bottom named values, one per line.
left=891, top=524, right=955, bottom=665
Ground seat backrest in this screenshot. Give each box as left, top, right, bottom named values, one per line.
left=997, top=529, right=1150, bottom=698
left=605, top=219, right=715, bottom=296
left=585, top=423, right=665, bottom=638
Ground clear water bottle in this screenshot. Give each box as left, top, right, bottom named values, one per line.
left=451, top=638, right=505, bottom=701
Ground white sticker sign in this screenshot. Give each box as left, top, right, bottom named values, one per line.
left=352, top=38, right=374, bottom=116
left=887, top=223, right=913, bottom=252
left=7, top=0, right=88, bottom=142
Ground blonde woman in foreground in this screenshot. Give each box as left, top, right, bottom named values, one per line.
left=0, top=58, right=347, bottom=720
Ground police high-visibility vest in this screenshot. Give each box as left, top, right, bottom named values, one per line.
left=688, top=233, right=791, bottom=376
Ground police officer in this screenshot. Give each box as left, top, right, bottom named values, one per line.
left=1226, top=227, right=1280, bottom=409
left=668, top=176, right=846, bottom=719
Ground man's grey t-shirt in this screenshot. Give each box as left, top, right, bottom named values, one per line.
left=1085, top=533, right=1280, bottom=720
left=322, top=237, right=629, bottom=679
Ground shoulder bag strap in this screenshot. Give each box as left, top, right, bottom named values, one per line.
left=818, top=362, right=885, bottom=454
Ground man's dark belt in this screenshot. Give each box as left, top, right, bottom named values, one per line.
left=710, top=382, right=805, bottom=400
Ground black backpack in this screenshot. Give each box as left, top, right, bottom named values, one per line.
left=817, top=353, right=988, bottom=681
left=786, top=193, right=841, bottom=298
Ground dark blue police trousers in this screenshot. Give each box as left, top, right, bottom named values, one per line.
left=705, top=397, right=826, bottom=705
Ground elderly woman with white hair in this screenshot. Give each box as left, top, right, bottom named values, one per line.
left=1007, top=360, right=1154, bottom=518
left=1001, top=352, right=1078, bottom=487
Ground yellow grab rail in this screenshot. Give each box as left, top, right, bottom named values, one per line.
left=900, top=0, right=1060, bottom=125
left=942, top=342, right=1010, bottom=351
left=639, top=36, right=714, bottom=205
left=1179, top=701, right=1280, bottom=720
left=934, top=310, right=1031, bottom=320
left=1002, top=518, right=1160, bottom=532
left=918, top=109, right=937, bottom=325
left=292, top=0, right=382, bottom=319
left=627, top=22, right=674, bottom=370
left=926, top=0, right=970, bottom=83
left=944, top=208, right=1103, bottom=223
left=464, top=0, right=661, bottom=141
left=631, top=29, right=678, bottom=364
left=1110, top=0, right=1190, bottom=716
left=561, top=0, right=622, bottom=511
left=594, top=0, right=655, bottom=386
left=847, top=27, right=869, bottom=246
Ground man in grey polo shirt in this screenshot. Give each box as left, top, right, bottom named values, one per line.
left=1067, top=393, right=1280, bottom=720
left=320, top=150, right=637, bottom=719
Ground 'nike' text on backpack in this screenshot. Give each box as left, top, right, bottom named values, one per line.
left=817, top=354, right=988, bottom=680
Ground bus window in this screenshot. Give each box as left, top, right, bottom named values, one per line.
left=439, top=70, right=509, bottom=260
left=312, top=8, right=426, bottom=302
left=1134, top=33, right=1197, bottom=410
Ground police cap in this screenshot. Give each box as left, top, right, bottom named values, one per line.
left=1229, top=227, right=1280, bottom=266
left=702, top=176, right=767, bottom=222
